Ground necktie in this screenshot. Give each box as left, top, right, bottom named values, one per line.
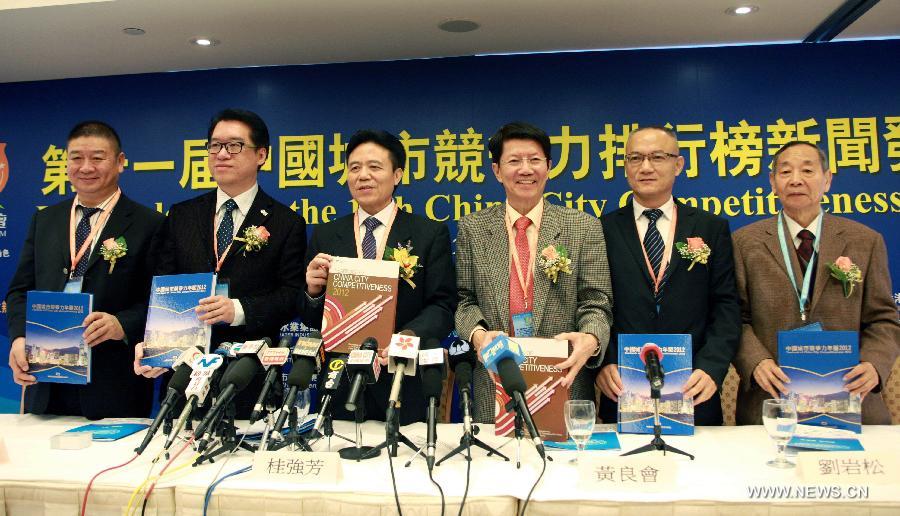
left=509, top=216, right=533, bottom=321
left=797, top=229, right=815, bottom=274
left=72, top=206, right=101, bottom=278
left=216, top=199, right=238, bottom=259
left=361, top=216, right=381, bottom=259
left=643, top=209, right=664, bottom=278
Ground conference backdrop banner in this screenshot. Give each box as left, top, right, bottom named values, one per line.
left=1, top=40, right=898, bottom=413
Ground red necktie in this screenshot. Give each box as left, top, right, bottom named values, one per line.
left=509, top=216, right=533, bottom=330
left=797, top=229, right=815, bottom=274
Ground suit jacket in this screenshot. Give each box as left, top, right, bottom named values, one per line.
left=157, top=188, right=307, bottom=416
left=598, top=200, right=741, bottom=425
left=298, top=209, right=457, bottom=425
left=733, top=214, right=900, bottom=425
left=455, top=200, right=613, bottom=423
left=6, top=194, right=163, bottom=419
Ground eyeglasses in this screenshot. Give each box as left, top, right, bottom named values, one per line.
left=207, top=141, right=257, bottom=155
left=624, top=152, right=679, bottom=167
left=502, top=157, right=549, bottom=168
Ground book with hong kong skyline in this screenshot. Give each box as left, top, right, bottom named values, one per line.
left=25, top=290, right=93, bottom=384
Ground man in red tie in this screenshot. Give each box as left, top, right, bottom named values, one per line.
left=733, top=141, right=899, bottom=425
left=455, top=122, right=613, bottom=422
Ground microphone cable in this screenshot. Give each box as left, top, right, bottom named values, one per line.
left=200, top=424, right=251, bottom=515
left=203, top=465, right=252, bottom=516
left=519, top=451, right=547, bottom=516
left=428, top=466, right=446, bottom=516
left=457, top=439, right=471, bottom=516
left=139, top=437, right=195, bottom=514
left=387, top=444, right=404, bottom=516
left=81, top=452, right=139, bottom=516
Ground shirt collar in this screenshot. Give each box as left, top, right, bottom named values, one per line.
left=505, top=199, right=543, bottom=231
left=75, top=189, right=119, bottom=213
left=632, top=196, right=675, bottom=221
left=357, top=200, right=396, bottom=229
left=216, top=183, right=258, bottom=216
left=784, top=211, right=822, bottom=240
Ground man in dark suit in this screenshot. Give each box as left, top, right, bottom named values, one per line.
left=733, top=141, right=899, bottom=425
left=134, top=109, right=307, bottom=418
left=596, top=126, right=740, bottom=426
left=7, top=121, right=163, bottom=420
left=299, top=129, right=456, bottom=425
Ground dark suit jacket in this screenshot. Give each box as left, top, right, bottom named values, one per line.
left=733, top=214, right=900, bottom=425
left=6, top=194, right=164, bottom=419
left=599, top=200, right=741, bottom=426
left=157, top=188, right=307, bottom=416
left=299, top=209, right=457, bottom=425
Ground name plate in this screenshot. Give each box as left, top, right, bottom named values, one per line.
left=252, top=451, right=342, bottom=484
left=798, top=452, right=899, bottom=485
left=577, top=455, right=678, bottom=491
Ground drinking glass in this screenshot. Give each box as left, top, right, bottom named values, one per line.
left=564, top=400, right=596, bottom=464
left=761, top=398, right=798, bottom=468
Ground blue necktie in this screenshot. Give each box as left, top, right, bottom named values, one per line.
left=643, top=209, right=665, bottom=298
left=72, top=206, right=101, bottom=278
left=217, top=199, right=238, bottom=259
left=361, top=216, right=381, bottom=259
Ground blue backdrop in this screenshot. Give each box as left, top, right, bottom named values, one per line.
left=1, top=39, right=898, bottom=413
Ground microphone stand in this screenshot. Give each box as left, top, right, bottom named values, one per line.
left=268, top=404, right=313, bottom=451
left=364, top=400, right=417, bottom=459
left=318, top=405, right=353, bottom=450
left=436, top=387, right=508, bottom=465
left=194, top=402, right=255, bottom=465
left=338, top=395, right=378, bottom=461
left=620, top=386, right=694, bottom=460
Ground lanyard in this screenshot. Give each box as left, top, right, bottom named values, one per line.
left=354, top=204, right=399, bottom=260
left=212, top=204, right=239, bottom=273
left=639, top=205, right=678, bottom=295
left=68, top=189, right=120, bottom=276
left=777, top=211, right=823, bottom=321
left=507, top=212, right=535, bottom=310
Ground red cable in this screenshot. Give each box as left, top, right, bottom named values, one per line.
left=142, top=437, right=194, bottom=506
left=81, top=453, right=139, bottom=516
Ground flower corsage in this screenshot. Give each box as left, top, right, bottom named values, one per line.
left=233, top=225, right=270, bottom=255
left=539, top=244, right=572, bottom=284
left=99, top=237, right=127, bottom=274
left=385, top=240, right=422, bottom=288
left=675, top=237, right=711, bottom=271
left=827, top=256, right=862, bottom=298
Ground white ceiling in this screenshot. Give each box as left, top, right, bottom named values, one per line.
left=1, top=0, right=897, bottom=84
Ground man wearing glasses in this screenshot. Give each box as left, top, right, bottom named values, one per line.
left=595, top=126, right=740, bottom=426
left=456, top=121, right=613, bottom=422
left=134, top=109, right=306, bottom=418
left=7, top=120, right=164, bottom=419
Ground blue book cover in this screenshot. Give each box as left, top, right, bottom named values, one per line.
left=778, top=330, right=861, bottom=433
left=25, top=290, right=93, bottom=384
left=141, top=273, right=216, bottom=368
left=544, top=431, right=621, bottom=451
left=787, top=436, right=864, bottom=452
left=66, top=423, right=149, bottom=441
left=617, top=334, right=694, bottom=435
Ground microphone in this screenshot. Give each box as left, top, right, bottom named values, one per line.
left=193, top=353, right=263, bottom=440
left=448, top=338, right=477, bottom=435
left=419, top=342, right=446, bottom=471
left=312, top=353, right=349, bottom=434
left=272, top=332, right=323, bottom=434
left=482, top=335, right=544, bottom=459
left=640, top=343, right=665, bottom=391
left=164, top=350, right=227, bottom=450
left=134, top=346, right=202, bottom=454
left=344, top=338, right=380, bottom=412
left=250, top=336, right=294, bottom=424
left=387, top=330, right=420, bottom=412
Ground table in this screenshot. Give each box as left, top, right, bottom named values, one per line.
left=0, top=415, right=897, bottom=515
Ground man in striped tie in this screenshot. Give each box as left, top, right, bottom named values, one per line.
left=596, top=126, right=740, bottom=426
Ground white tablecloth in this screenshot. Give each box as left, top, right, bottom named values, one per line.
left=0, top=414, right=897, bottom=515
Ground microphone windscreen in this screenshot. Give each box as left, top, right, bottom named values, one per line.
left=166, top=362, right=193, bottom=393
left=360, top=337, right=379, bottom=351
left=422, top=367, right=444, bottom=403
left=287, top=359, right=316, bottom=390
left=221, top=355, right=262, bottom=392
left=454, top=361, right=473, bottom=387
left=497, top=359, right=527, bottom=395
left=639, top=343, right=663, bottom=365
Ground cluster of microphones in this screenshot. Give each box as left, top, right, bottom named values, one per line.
left=133, top=330, right=592, bottom=470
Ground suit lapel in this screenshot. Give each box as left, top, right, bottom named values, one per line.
left=200, top=191, right=217, bottom=267
left=616, top=202, right=654, bottom=288
left=532, top=201, right=561, bottom=334
left=810, top=214, right=846, bottom=312
left=223, top=188, right=273, bottom=264
left=55, top=200, right=76, bottom=285
left=665, top=202, right=698, bottom=284
left=384, top=209, right=412, bottom=255
left=83, top=195, right=135, bottom=274
left=763, top=216, right=793, bottom=283
left=485, top=205, right=510, bottom=330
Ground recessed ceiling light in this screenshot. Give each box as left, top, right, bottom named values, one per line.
left=122, top=27, right=145, bottom=36
left=726, top=5, right=758, bottom=15
left=438, top=19, right=480, bottom=33
left=191, top=37, right=219, bottom=47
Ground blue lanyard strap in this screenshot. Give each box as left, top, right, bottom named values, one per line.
left=776, top=211, right=823, bottom=320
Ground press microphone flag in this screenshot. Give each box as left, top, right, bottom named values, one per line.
left=481, top=334, right=525, bottom=374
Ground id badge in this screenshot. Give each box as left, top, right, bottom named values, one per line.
left=64, top=277, right=84, bottom=293
left=511, top=311, right=535, bottom=337
left=215, top=280, right=229, bottom=298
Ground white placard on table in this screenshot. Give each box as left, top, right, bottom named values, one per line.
left=252, top=451, right=342, bottom=484
left=577, top=454, right=678, bottom=492
left=798, top=452, right=899, bottom=485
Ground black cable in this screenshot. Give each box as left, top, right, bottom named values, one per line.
left=387, top=448, right=404, bottom=516
left=519, top=452, right=547, bottom=516
left=428, top=468, right=446, bottom=516
left=457, top=442, right=471, bottom=516
left=141, top=495, right=149, bottom=516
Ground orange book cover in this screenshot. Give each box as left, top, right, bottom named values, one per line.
left=321, top=257, right=399, bottom=353
left=493, top=338, right=569, bottom=442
